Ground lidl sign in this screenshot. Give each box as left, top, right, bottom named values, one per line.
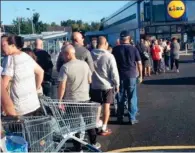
left=167, top=0, right=185, bottom=19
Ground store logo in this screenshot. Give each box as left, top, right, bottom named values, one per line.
left=167, top=0, right=185, bottom=19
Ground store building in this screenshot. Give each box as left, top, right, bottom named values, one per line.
left=102, top=1, right=139, bottom=46
left=102, top=0, right=195, bottom=47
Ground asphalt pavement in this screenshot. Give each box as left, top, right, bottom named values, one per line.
left=97, top=55, right=195, bottom=152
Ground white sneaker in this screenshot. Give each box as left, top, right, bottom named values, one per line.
left=176, top=69, right=179, bottom=73
left=96, top=120, right=103, bottom=128
left=92, top=142, right=101, bottom=149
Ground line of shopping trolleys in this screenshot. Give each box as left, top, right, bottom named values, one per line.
left=1, top=95, right=101, bottom=152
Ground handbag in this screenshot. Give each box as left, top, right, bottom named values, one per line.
left=143, top=51, right=149, bottom=60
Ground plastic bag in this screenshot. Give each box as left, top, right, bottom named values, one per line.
left=5, top=135, right=28, bottom=152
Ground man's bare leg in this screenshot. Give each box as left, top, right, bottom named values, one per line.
left=102, top=103, right=110, bottom=131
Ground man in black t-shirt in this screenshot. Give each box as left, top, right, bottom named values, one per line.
left=34, top=39, right=53, bottom=97
left=112, top=30, right=143, bottom=125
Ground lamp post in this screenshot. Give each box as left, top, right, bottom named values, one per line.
left=17, top=17, right=21, bottom=35
left=14, top=8, right=21, bottom=35
left=26, top=8, right=35, bottom=34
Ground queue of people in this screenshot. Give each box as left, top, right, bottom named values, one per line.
left=136, top=37, right=181, bottom=76
left=1, top=31, right=181, bottom=152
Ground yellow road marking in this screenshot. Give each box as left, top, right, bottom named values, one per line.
left=108, top=145, right=195, bottom=152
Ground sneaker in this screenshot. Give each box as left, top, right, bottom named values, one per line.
left=92, top=142, right=101, bottom=149
left=176, top=69, right=179, bottom=73
left=166, top=67, right=170, bottom=71
left=96, top=120, right=103, bottom=128
left=99, top=128, right=112, bottom=136
left=130, top=119, right=139, bottom=125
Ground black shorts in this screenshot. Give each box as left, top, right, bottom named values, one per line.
left=90, top=88, right=114, bottom=105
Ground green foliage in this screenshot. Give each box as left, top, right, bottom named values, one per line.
left=61, top=20, right=102, bottom=32
left=9, top=12, right=103, bottom=34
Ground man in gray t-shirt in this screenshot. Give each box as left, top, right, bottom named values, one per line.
left=58, top=58, right=91, bottom=101
left=57, top=44, right=100, bottom=151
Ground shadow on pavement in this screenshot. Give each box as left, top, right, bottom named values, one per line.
left=143, top=77, right=195, bottom=85
left=179, top=60, right=194, bottom=64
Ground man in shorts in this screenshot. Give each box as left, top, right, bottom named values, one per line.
left=90, top=36, right=120, bottom=136
left=57, top=44, right=100, bottom=151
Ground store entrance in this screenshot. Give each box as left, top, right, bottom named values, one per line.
left=171, top=33, right=182, bottom=42
left=156, top=34, right=171, bottom=40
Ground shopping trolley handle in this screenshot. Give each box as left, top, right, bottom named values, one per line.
left=1, top=116, right=25, bottom=122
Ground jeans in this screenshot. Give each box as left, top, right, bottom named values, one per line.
left=117, top=78, right=138, bottom=121
left=164, top=55, right=170, bottom=68
left=159, top=58, right=165, bottom=71
left=153, top=60, right=160, bottom=73
left=170, top=57, right=179, bottom=70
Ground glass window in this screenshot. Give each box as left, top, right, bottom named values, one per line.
left=163, top=34, right=171, bottom=40
left=163, top=26, right=170, bottom=33
left=140, top=1, right=144, bottom=22
left=156, top=26, right=170, bottom=33
left=144, top=2, right=151, bottom=21
left=152, top=0, right=166, bottom=22
left=171, top=25, right=176, bottom=33
left=157, top=34, right=163, bottom=39
left=146, top=27, right=155, bottom=33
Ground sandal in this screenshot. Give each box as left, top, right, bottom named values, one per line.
left=99, top=128, right=112, bottom=136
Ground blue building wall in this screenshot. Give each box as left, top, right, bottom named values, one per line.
left=102, top=0, right=195, bottom=45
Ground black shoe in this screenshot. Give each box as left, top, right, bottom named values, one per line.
left=117, top=117, right=123, bottom=124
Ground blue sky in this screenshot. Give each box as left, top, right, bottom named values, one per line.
left=1, top=1, right=128, bottom=25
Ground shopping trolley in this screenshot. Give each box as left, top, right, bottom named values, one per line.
left=1, top=116, right=55, bottom=152
left=39, top=95, right=101, bottom=152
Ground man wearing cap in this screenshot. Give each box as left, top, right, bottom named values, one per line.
left=112, top=30, right=143, bottom=125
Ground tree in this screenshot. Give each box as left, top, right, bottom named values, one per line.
left=90, top=22, right=101, bottom=31
left=32, top=13, right=40, bottom=33
left=11, top=12, right=48, bottom=34
left=51, top=22, right=57, bottom=27
left=12, top=17, right=32, bottom=34
left=72, top=23, right=79, bottom=32
left=36, top=21, right=48, bottom=34
left=61, top=19, right=101, bottom=32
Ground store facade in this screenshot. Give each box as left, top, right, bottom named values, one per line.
left=102, top=1, right=140, bottom=46
left=140, top=0, right=195, bottom=48
left=102, top=0, right=195, bottom=47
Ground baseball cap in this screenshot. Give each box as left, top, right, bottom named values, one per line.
left=120, top=30, right=130, bottom=38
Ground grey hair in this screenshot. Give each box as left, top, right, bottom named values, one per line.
left=61, top=44, right=75, bottom=54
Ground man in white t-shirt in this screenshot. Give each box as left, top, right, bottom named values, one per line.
left=1, top=66, right=17, bottom=116
left=2, top=54, right=43, bottom=115
left=1, top=35, right=44, bottom=116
